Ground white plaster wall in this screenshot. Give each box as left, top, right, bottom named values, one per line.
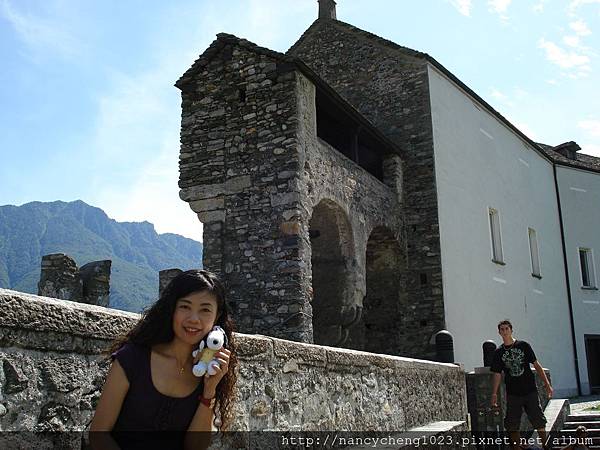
left=428, top=65, right=578, bottom=396
left=556, top=165, right=600, bottom=394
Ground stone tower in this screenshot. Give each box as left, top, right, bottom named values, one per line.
left=176, top=34, right=409, bottom=357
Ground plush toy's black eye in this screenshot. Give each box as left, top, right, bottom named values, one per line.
left=212, top=339, right=218, bottom=345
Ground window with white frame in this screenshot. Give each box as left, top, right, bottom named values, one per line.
left=528, top=228, right=541, bottom=277
left=579, top=248, right=596, bottom=288
left=488, top=208, right=504, bottom=264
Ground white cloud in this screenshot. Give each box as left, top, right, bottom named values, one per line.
left=448, top=0, right=472, bottom=16
left=568, top=0, right=600, bottom=14
left=488, top=0, right=512, bottom=20
left=488, top=0, right=512, bottom=14
left=563, top=35, right=581, bottom=47
left=578, top=119, right=600, bottom=137
left=538, top=38, right=592, bottom=77
left=533, top=0, right=547, bottom=13
left=96, top=138, right=204, bottom=243
left=581, top=143, right=600, bottom=157
left=570, top=19, right=592, bottom=36
left=490, top=88, right=515, bottom=107
left=88, top=65, right=203, bottom=240
left=512, top=120, right=539, bottom=141
left=0, top=0, right=81, bottom=60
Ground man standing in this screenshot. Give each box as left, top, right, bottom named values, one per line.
left=491, top=319, right=554, bottom=449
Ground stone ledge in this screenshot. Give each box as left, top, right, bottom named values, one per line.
left=0, top=290, right=467, bottom=432
left=179, top=175, right=252, bottom=202
left=545, top=398, right=570, bottom=433
left=1, top=289, right=463, bottom=378
left=0, top=289, right=138, bottom=341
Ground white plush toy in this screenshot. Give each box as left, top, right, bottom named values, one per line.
left=192, top=325, right=226, bottom=378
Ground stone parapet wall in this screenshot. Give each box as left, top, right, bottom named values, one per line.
left=466, top=368, right=553, bottom=434
left=0, top=289, right=467, bottom=432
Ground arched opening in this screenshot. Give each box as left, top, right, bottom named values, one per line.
left=362, top=226, right=404, bottom=355
left=309, top=200, right=354, bottom=347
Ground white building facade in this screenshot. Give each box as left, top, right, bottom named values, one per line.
left=556, top=163, right=600, bottom=394
left=427, top=65, right=584, bottom=397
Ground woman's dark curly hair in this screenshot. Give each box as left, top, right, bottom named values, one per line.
left=109, top=269, right=237, bottom=430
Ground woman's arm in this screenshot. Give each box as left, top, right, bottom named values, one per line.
left=89, top=360, right=130, bottom=450
left=184, top=349, right=231, bottom=450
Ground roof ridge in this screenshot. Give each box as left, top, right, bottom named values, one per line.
left=287, top=18, right=429, bottom=62
left=287, top=19, right=322, bottom=55
left=538, top=143, right=600, bottom=173
left=176, top=33, right=289, bottom=89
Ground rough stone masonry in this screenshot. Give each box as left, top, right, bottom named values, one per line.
left=38, top=253, right=111, bottom=308
left=0, top=288, right=467, bottom=442
left=176, top=33, right=415, bottom=357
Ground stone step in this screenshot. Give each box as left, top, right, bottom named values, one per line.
left=567, top=414, right=600, bottom=422
left=564, top=421, right=600, bottom=429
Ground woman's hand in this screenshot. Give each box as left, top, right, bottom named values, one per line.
left=202, top=348, right=231, bottom=398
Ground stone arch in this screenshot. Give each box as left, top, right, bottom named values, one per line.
left=361, top=226, right=405, bottom=355
left=309, top=199, right=356, bottom=347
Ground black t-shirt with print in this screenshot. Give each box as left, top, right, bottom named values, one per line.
left=490, top=340, right=537, bottom=396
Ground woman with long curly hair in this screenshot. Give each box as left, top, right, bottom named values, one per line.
left=90, top=269, right=237, bottom=449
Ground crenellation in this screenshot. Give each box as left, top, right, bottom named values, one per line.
left=37, top=254, right=111, bottom=307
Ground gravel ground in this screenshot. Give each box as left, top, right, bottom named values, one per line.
left=568, top=395, right=600, bottom=415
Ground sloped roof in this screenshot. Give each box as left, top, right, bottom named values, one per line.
left=288, top=19, right=600, bottom=174
left=176, top=33, right=289, bottom=90
left=288, top=18, right=427, bottom=62
left=175, top=33, right=403, bottom=158
left=537, top=143, right=600, bottom=174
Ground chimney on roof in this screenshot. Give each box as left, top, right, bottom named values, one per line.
left=318, top=0, right=337, bottom=20
left=553, top=141, right=581, bottom=160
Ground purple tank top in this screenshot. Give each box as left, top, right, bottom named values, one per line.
left=110, top=343, right=204, bottom=446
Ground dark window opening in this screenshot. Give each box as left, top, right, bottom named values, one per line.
left=420, top=320, right=428, bottom=327
left=316, top=90, right=384, bottom=181
left=585, top=335, right=600, bottom=393
left=420, top=273, right=428, bottom=285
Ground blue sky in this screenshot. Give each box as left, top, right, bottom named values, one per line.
left=1, top=0, right=599, bottom=242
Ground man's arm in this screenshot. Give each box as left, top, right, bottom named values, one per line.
left=491, top=372, right=502, bottom=407
left=533, top=360, right=553, bottom=398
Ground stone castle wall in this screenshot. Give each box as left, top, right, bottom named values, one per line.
left=294, top=73, right=406, bottom=354
left=289, top=20, right=445, bottom=358
left=177, top=35, right=415, bottom=359
left=177, top=36, right=312, bottom=342
left=0, top=288, right=467, bottom=437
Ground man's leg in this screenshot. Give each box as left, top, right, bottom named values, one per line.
left=505, top=395, right=525, bottom=450
left=523, top=392, right=548, bottom=448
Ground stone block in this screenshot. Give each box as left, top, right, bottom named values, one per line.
left=189, top=196, right=225, bottom=213
left=198, top=209, right=226, bottom=223
left=279, top=221, right=301, bottom=235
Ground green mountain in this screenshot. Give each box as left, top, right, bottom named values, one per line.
left=0, top=200, right=203, bottom=312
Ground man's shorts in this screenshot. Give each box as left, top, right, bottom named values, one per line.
left=504, top=392, right=547, bottom=431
